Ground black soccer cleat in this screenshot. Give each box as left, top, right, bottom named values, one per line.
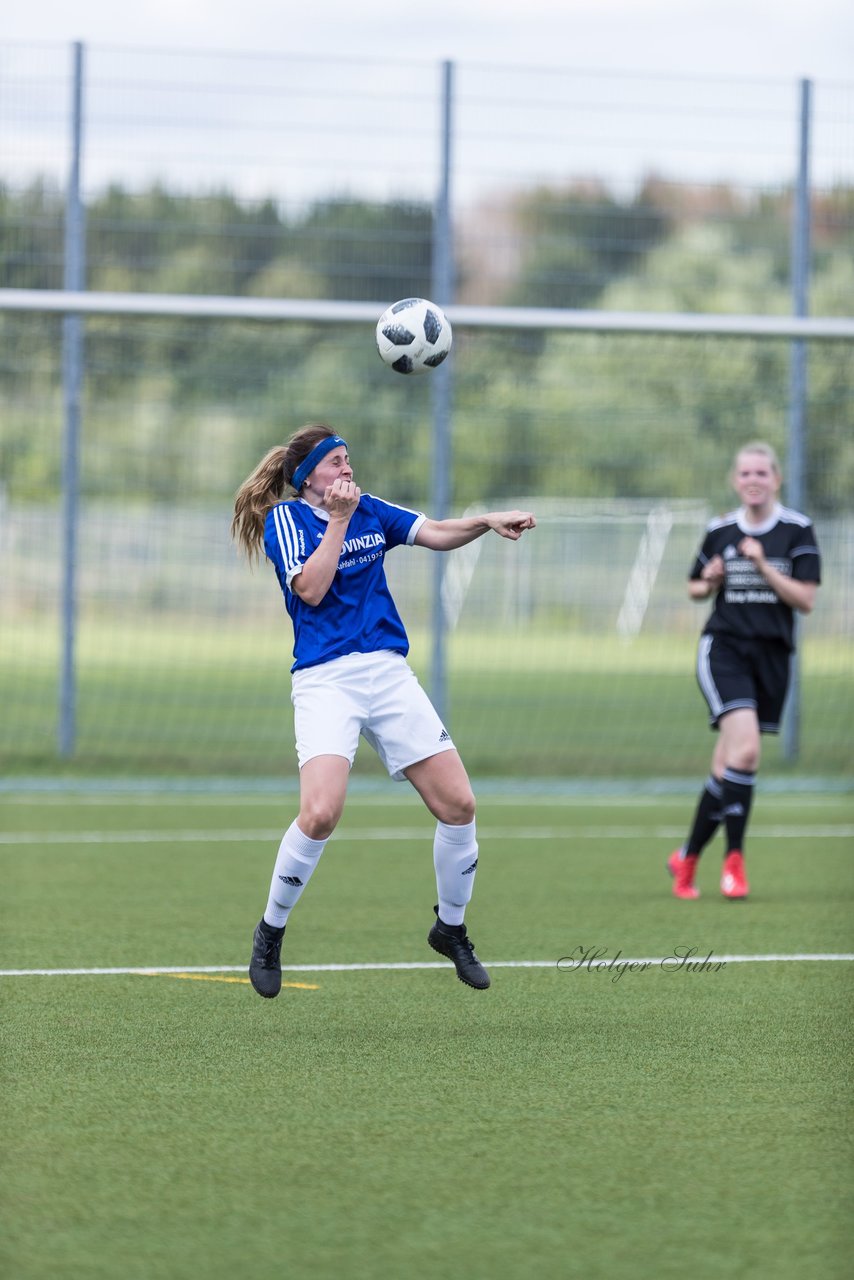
left=249, top=918, right=286, bottom=998
left=427, top=906, right=491, bottom=990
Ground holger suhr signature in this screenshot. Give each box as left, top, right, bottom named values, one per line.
left=557, top=945, right=726, bottom=983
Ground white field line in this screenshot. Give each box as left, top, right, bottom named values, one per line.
left=1, top=824, right=852, bottom=846
left=2, top=954, right=853, bottom=977
left=0, top=792, right=847, bottom=808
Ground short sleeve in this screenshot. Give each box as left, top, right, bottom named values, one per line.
left=790, top=523, right=821, bottom=584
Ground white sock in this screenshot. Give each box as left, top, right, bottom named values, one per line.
left=433, top=819, right=478, bottom=927
left=263, top=821, right=328, bottom=928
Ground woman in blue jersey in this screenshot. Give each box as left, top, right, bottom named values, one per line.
left=667, top=441, right=821, bottom=901
left=232, top=423, right=536, bottom=996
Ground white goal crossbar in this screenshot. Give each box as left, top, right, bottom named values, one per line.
left=2, top=288, right=853, bottom=339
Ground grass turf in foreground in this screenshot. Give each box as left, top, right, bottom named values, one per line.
left=1, top=792, right=852, bottom=1278
left=3, top=968, right=850, bottom=1280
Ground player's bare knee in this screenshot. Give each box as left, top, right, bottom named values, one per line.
left=297, top=800, right=341, bottom=840
left=728, top=741, right=760, bottom=773
left=441, top=788, right=476, bottom=826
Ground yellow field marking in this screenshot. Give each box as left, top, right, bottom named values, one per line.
left=145, top=971, right=319, bottom=990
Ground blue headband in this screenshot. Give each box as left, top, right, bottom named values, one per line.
left=290, top=435, right=348, bottom=491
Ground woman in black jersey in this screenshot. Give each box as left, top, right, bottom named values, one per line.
left=668, top=442, right=821, bottom=900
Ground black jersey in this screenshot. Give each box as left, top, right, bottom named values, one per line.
left=690, top=503, right=821, bottom=651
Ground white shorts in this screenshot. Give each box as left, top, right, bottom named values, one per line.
left=291, top=650, right=456, bottom=781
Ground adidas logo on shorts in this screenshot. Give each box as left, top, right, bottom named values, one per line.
left=439, top=728, right=451, bottom=741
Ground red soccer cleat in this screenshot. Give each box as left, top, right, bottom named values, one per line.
left=721, top=850, right=749, bottom=899
left=667, top=849, right=700, bottom=900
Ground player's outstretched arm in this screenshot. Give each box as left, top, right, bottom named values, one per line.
left=415, top=510, right=536, bottom=551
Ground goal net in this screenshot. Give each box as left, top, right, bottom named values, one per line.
left=1, top=314, right=851, bottom=783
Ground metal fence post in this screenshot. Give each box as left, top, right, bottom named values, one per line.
left=430, top=59, right=454, bottom=727
left=782, top=77, right=812, bottom=763
left=59, top=41, right=86, bottom=758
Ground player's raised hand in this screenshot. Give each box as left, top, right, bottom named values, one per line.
left=325, top=477, right=361, bottom=519
left=487, top=510, right=537, bottom=540
left=738, top=536, right=766, bottom=568
left=701, top=553, right=725, bottom=587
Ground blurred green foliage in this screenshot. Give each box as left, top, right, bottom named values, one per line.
left=1, top=179, right=852, bottom=513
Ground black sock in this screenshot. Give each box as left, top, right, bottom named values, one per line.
left=685, top=775, right=724, bottom=857
left=721, top=768, right=755, bottom=853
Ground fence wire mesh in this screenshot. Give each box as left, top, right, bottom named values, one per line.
left=1, top=45, right=852, bottom=779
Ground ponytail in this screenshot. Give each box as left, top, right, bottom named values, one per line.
left=231, top=424, right=338, bottom=562
left=231, top=446, right=290, bottom=562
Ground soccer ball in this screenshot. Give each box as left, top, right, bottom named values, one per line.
left=375, top=297, right=453, bottom=375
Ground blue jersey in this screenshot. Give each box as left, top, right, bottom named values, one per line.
left=264, top=494, right=426, bottom=671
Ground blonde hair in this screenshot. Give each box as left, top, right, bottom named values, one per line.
left=231, top=423, right=337, bottom=562
left=732, top=440, right=782, bottom=477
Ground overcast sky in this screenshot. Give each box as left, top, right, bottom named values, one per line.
left=6, top=0, right=854, bottom=81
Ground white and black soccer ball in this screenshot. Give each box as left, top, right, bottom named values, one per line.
left=375, top=297, right=453, bottom=375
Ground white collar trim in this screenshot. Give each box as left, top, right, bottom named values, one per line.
left=736, top=502, right=781, bottom=536
left=299, top=497, right=329, bottom=522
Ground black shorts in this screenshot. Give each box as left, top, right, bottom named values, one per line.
left=695, top=633, right=791, bottom=733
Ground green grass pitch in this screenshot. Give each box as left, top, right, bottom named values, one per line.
left=2, top=788, right=852, bottom=1279
left=1, top=624, right=851, bottom=778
